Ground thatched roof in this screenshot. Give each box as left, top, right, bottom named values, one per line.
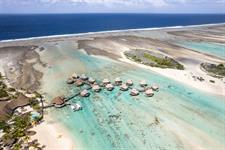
left=51, top=96, right=65, bottom=105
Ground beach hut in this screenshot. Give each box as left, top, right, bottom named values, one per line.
left=145, top=89, right=154, bottom=97
left=105, top=84, right=114, bottom=91
left=80, top=89, right=90, bottom=97
left=88, top=77, right=96, bottom=84
left=115, top=77, right=122, bottom=85
left=103, top=79, right=110, bottom=85
left=66, top=78, right=74, bottom=84
left=126, top=79, right=133, bottom=86
left=75, top=79, right=84, bottom=87
left=140, top=80, right=147, bottom=87
left=92, top=84, right=101, bottom=92
left=151, top=84, right=159, bottom=91
left=120, top=84, right=128, bottom=91
left=72, top=73, right=79, bottom=79
left=51, top=96, right=66, bottom=108
left=130, top=88, right=139, bottom=96
left=80, top=74, right=88, bottom=80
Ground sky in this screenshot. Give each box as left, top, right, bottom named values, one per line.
left=0, top=0, right=224, bottom=14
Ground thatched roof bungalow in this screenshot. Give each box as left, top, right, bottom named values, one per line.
left=130, top=88, right=139, bottom=96
left=140, top=80, right=147, bottom=87
left=105, top=84, right=114, bottom=91
left=75, top=79, right=84, bottom=87
left=66, top=78, right=74, bottom=84
left=80, top=89, right=90, bottom=97
left=103, top=79, right=110, bottom=85
left=92, top=85, right=101, bottom=92
left=80, top=74, right=88, bottom=80
left=145, top=89, right=154, bottom=97
left=88, top=77, right=96, bottom=84
left=120, top=84, right=128, bottom=91
left=126, top=79, right=133, bottom=86
left=72, top=73, right=79, bottom=79
left=151, top=85, right=159, bottom=91
left=115, top=77, right=122, bottom=85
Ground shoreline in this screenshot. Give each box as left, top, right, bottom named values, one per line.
left=30, top=111, right=76, bottom=150
left=0, top=22, right=225, bottom=43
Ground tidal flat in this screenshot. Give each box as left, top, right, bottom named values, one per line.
left=0, top=24, right=224, bottom=150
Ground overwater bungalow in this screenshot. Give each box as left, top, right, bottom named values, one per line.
left=72, top=73, right=79, bottom=79
left=151, top=85, right=159, bottom=91
left=137, top=87, right=145, bottom=92
left=88, top=77, right=96, bottom=84
left=140, top=80, right=147, bottom=87
left=75, top=79, right=84, bottom=87
left=126, top=79, right=133, bottom=86
left=105, top=83, right=114, bottom=91
left=51, top=96, right=66, bottom=108
left=103, top=79, right=110, bottom=85
left=66, top=78, right=74, bottom=84
left=145, top=89, right=154, bottom=97
left=80, top=89, right=90, bottom=97
left=92, top=84, right=101, bottom=92
left=80, top=74, right=88, bottom=80
left=120, top=84, right=128, bottom=91
left=130, top=88, right=139, bottom=96
left=115, top=77, right=122, bottom=85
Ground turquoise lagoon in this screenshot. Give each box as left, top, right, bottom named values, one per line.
left=178, top=41, right=225, bottom=59
left=39, top=42, right=225, bottom=150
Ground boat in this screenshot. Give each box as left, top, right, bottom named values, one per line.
left=71, top=103, right=82, bottom=111
left=66, top=78, right=74, bottom=84
left=80, top=74, right=88, bottom=80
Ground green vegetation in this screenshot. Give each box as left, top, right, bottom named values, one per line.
left=201, top=63, right=225, bottom=78
left=143, top=53, right=184, bottom=70
left=0, top=88, right=9, bottom=98
left=124, top=50, right=184, bottom=70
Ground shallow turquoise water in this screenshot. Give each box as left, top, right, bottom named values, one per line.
left=41, top=42, right=225, bottom=150
left=178, top=41, right=225, bottom=59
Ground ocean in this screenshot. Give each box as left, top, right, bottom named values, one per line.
left=0, top=14, right=225, bottom=41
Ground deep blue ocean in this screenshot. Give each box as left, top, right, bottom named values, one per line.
left=0, top=14, right=224, bottom=41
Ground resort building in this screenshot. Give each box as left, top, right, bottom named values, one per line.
left=120, top=84, right=128, bottom=91
left=115, top=77, right=122, bottom=85
left=106, top=83, right=114, bottom=91
left=130, top=88, right=139, bottom=96
left=51, top=96, right=66, bottom=108
left=80, top=89, right=90, bottom=97
left=126, top=79, right=133, bottom=86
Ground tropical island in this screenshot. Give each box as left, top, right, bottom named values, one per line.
left=0, top=24, right=224, bottom=150
left=201, top=63, right=225, bottom=78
